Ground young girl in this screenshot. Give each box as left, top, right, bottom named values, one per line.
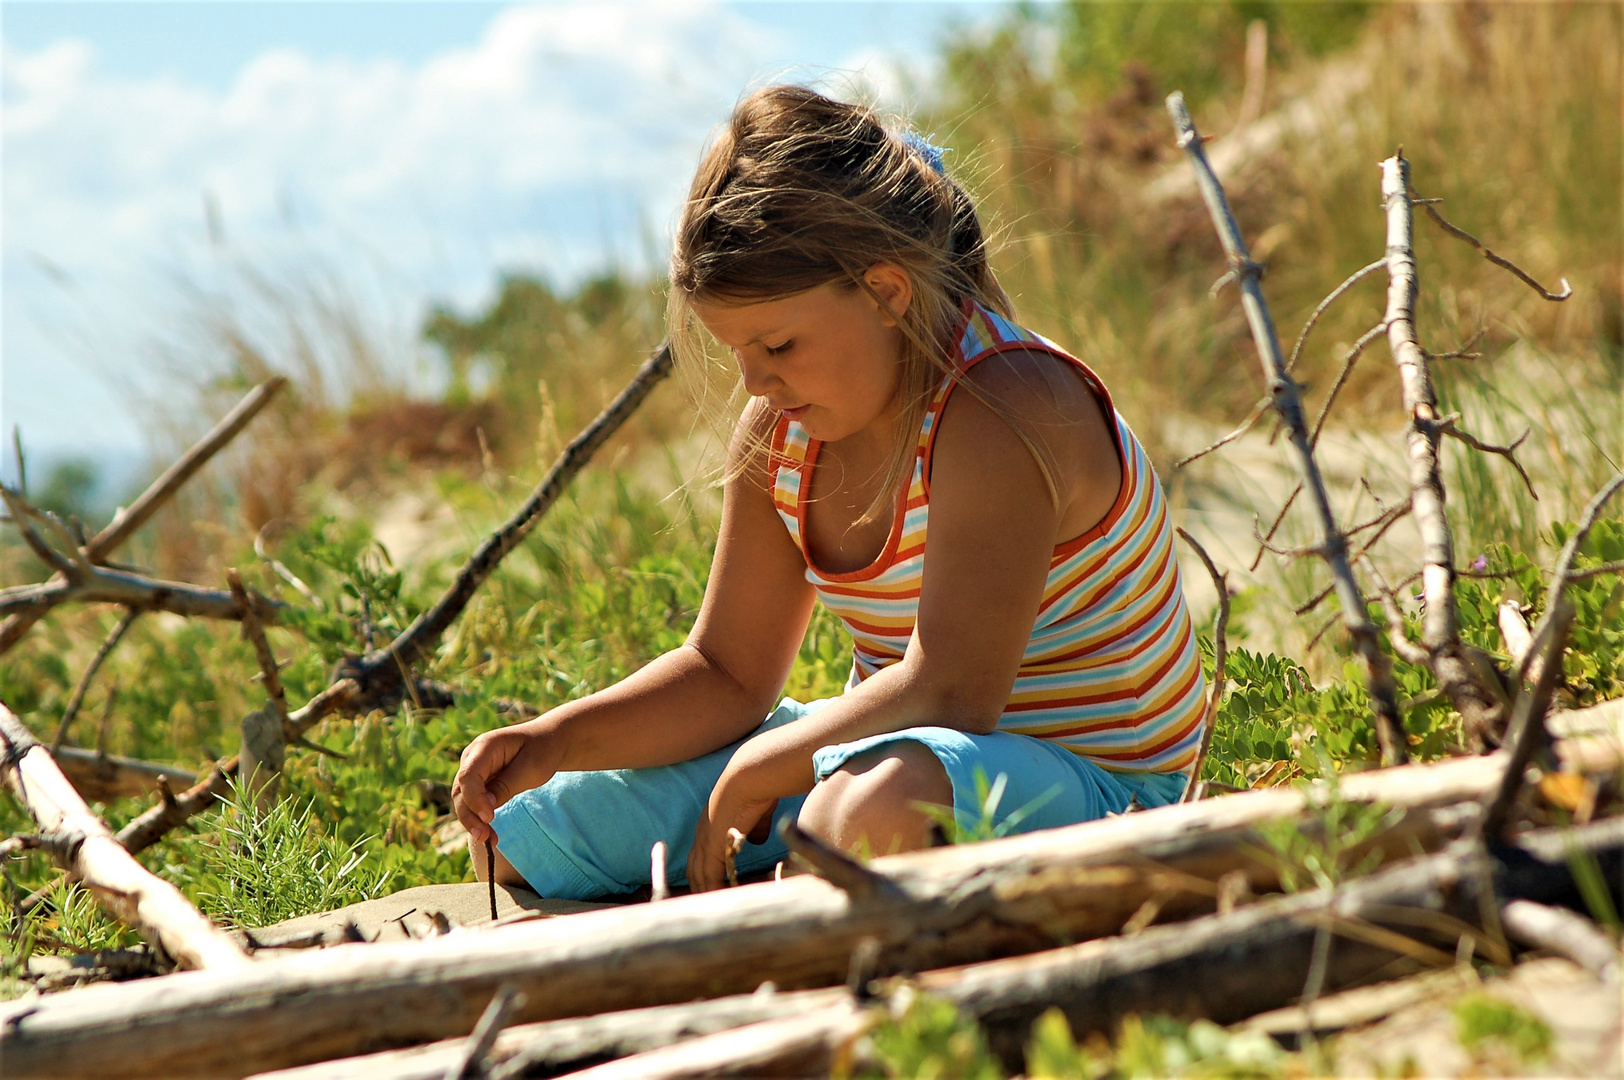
left=453, top=85, right=1206, bottom=899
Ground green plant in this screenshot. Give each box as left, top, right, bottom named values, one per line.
left=1254, top=767, right=1400, bottom=892
left=855, top=989, right=1005, bottom=1080
left=914, top=766, right=1063, bottom=845
left=164, top=778, right=390, bottom=930
left=1453, top=994, right=1553, bottom=1067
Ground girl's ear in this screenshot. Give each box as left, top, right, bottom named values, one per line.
left=862, top=263, right=913, bottom=326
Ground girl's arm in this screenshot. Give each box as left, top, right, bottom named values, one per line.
left=454, top=401, right=817, bottom=843
left=687, top=352, right=1118, bottom=890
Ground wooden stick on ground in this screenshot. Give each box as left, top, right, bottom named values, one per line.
left=0, top=376, right=287, bottom=655
left=0, top=703, right=249, bottom=971
left=9, top=729, right=1621, bottom=1079
left=1166, top=93, right=1406, bottom=766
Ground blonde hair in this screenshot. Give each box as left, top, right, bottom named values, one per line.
left=668, top=84, right=1022, bottom=523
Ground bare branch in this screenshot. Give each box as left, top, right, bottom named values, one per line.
left=1434, top=417, right=1539, bottom=501
left=1251, top=519, right=1325, bottom=560
left=1249, top=484, right=1302, bottom=572
left=1288, top=259, right=1388, bottom=373
left=255, top=521, right=323, bottom=610
left=1363, top=557, right=1430, bottom=666
left=0, top=563, right=283, bottom=624
left=1169, top=94, right=1403, bottom=764
left=1383, top=155, right=1507, bottom=749
left=1423, top=329, right=1485, bottom=363
left=1173, top=395, right=1270, bottom=470
left=1176, top=528, right=1229, bottom=803
left=227, top=569, right=288, bottom=733
left=1309, top=323, right=1389, bottom=446
left=1413, top=193, right=1572, bottom=302
left=0, top=377, right=287, bottom=656
left=1565, top=558, right=1624, bottom=582
left=51, top=607, right=139, bottom=754
left=0, top=484, right=76, bottom=575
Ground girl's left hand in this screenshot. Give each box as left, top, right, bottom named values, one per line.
left=689, top=767, right=779, bottom=892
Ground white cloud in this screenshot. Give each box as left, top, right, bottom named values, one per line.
left=0, top=1, right=989, bottom=460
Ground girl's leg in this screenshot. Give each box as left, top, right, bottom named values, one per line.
left=797, top=741, right=952, bottom=857
left=468, top=834, right=527, bottom=887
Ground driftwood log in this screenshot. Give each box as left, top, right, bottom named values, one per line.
left=253, top=819, right=1624, bottom=1080
left=4, top=718, right=1618, bottom=1080
left=0, top=705, right=249, bottom=972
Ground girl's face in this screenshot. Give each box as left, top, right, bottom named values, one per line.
left=692, top=264, right=912, bottom=444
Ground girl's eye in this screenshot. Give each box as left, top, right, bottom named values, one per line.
left=765, top=340, right=793, bottom=356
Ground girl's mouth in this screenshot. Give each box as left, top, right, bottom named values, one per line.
left=777, top=404, right=811, bottom=421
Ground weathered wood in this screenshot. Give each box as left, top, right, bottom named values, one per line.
left=0, top=704, right=249, bottom=972
left=1380, top=155, right=1505, bottom=745
left=1501, top=900, right=1620, bottom=983
left=1166, top=93, right=1406, bottom=766
left=252, top=989, right=852, bottom=1080
left=257, top=818, right=1624, bottom=1080
left=9, top=737, right=1622, bottom=1080
left=49, top=745, right=199, bottom=803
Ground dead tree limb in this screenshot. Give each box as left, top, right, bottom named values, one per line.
left=9, top=730, right=1622, bottom=1079
left=0, top=703, right=249, bottom=971
left=1288, top=259, right=1388, bottom=372
left=107, top=345, right=670, bottom=854
left=1167, top=93, right=1406, bottom=766
left=1381, top=154, right=1508, bottom=749
left=1413, top=194, right=1572, bottom=302
left=48, top=747, right=199, bottom=804
left=333, top=343, right=673, bottom=714
left=51, top=607, right=139, bottom=753
left=1500, top=899, right=1620, bottom=983
left=1176, top=528, right=1229, bottom=802
left=0, top=377, right=286, bottom=655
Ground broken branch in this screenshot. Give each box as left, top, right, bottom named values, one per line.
left=1176, top=528, right=1230, bottom=802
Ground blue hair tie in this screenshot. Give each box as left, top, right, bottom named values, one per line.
left=902, top=130, right=949, bottom=176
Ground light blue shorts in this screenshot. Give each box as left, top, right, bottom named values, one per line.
left=490, top=697, right=1186, bottom=900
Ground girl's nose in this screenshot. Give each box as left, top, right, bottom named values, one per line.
left=735, top=351, right=780, bottom=398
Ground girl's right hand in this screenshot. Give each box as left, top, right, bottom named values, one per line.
left=452, top=723, right=562, bottom=844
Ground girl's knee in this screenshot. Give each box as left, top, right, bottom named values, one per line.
left=798, top=742, right=952, bottom=856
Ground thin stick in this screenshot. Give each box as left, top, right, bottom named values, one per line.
left=1167, top=96, right=1401, bottom=763
left=51, top=608, right=138, bottom=754
left=1436, top=418, right=1538, bottom=501
left=1288, top=259, right=1388, bottom=372
left=444, top=983, right=527, bottom=1080
left=1413, top=195, right=1572, bottom=302
left=1481, top=598, right=1574, bottom=839
left=226, top=569, right=288, bottom=732
left=776, top=817, right=907, bottom=903
left=1176, top=529, right=1229, bottom=803
left=487, top=842, right=498, bottom=921
left=1309, top=323, right=1388, bottom=446
left=1174, top=396, right=1270, bottom=470
left=1250, top=484, right=1302, bottom=572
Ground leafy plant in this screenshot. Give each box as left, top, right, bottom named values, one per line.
left=854, top=989, right=1005, bottom=1080
left=164, top=777, right=390, bottom=930
left=914, top=766, right=1063, bottom=846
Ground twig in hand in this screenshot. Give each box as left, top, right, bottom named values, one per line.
left=724, top=828, right=745, bottom=889
left=487, top=842, right=498, bottom=921
left=1176, top=528, right=1229, bottom=803
left=650, top=840, right=669, bottom=902
left=445, top=982, right=526, bottom=1080
left=1288, top=259, right=1389, bottom=372
left=1433, top=417, right=1539, bottom=501
left=1412, top=191, right=1572, bottom=302
left=1174, top=396, right=1270, bottom=470
left=51, top=608, right=138, bottom=754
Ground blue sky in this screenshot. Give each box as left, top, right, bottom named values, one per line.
left=1, top=1, right=1010, bottom=485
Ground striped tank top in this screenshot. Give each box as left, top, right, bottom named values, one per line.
left=770, top=302, right=1207, bottom=773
